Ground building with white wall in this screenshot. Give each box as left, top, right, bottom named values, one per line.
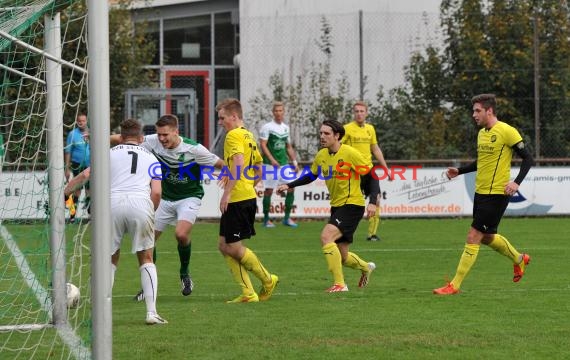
left=129, top=0, right=441, bottom=149
left=239, top=0, right=441, bottom=111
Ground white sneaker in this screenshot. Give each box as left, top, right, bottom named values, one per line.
left=358, top=262, right=376, bottom=288
left=145, top=312, right=168, bottom=325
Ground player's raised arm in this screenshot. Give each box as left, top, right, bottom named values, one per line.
left=64, top=167, right=91, bottom=197
left=110, top=133, right=121, bottom=146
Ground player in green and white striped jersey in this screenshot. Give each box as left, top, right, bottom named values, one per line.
left=143, top=115, right=223, bottom=297
left=259, top=101, right=299, bottom=228
left=113, top=114, right=223, bottom=299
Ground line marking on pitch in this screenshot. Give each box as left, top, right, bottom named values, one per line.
left=0, top=223, right=91, bottom=360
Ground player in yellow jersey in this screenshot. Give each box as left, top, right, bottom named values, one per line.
left=434, top=94, right=534, bottom=295
left=342, top=101, right=390, bottom=241
left=216, top=98, right=279, bottom=303
left=277, top=120, right=378, bottom=292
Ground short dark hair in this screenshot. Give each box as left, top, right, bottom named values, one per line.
left=471, top=93, right=497, bottom=112
left=156, top=114, right=179, bottom=128
left=120, top=118, right=143, bottom=138
left=322, top=119, right=345, bottom=141
left=215, top=98, right=243, bottom=119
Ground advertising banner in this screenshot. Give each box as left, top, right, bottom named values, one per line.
left=1, top=167, right=568, bottom=219
left=198, top=167, right=570, bottom=218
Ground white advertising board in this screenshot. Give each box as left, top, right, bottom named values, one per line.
left=199, top=167, right=570, bottom=218
left=0, top=171, right=87, bottom=220
left=0, top=171, right=50, bottom=219
left=1, top=167, right=569, bottom=219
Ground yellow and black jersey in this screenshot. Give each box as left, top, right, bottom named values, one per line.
left=342, top=121, right=377, bottom=167
left=310, top=144, right=368, bottom=207
left=475, top=121, right=523, bottom=194
left=224, top=127, right=262, bottom=203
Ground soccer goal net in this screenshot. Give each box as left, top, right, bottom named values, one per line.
left=0, top=1, right=91, bottom=359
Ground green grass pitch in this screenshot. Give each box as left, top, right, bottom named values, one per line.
left=4, top=217, right=570, bottom=359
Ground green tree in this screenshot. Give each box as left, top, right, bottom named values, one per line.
left=247, top=16, right=352, bottom=160
left=368, top=87, right=418, bottom=160
left=378, top=0, right=570, bottom=159
left=248, top=2, right=570, bottom=160
left=369, top=45, right=473, bottom=160
left=62, top=0, right=156, bottom=129
left=533, top=1, right=570, bottom=157
left=0, top=0, right=156, bottom=164
left=443, top=0, right=570, bottom=157
left=108, top=0, right=156, bottom=129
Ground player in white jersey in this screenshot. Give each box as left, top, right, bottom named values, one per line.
left=259, top=101, right=299, bottom=228
left=113, top=114, right=223, bottom=299
left=66, top=119, right=166, bottom=324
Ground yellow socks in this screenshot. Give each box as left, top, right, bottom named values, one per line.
left=225, top=255, right=254, bottom=295
left=451, top=243, right=480, bottom=289
left=226, top=248, right=274, bottom=297
left=322, top=243, right=345, bottom=285
left=367, top=206, right=380, bottom=237
left=342, top=251, right=369, bottom=272
left=488, top=234, right=521, bottom=263
left=240, top=248, right=272, bottom=287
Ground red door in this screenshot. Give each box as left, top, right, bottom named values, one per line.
left=165, top=70, right=210, bottom=147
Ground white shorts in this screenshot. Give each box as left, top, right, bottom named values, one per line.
left=111, top=196, right=155, bottom=254
left=262, top=165, right=298, bottom=189
left=154, top=197, right=201, bottom=231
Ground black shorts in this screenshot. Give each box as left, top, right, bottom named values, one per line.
left=471, top=193, right=509, bottom=234
left=219, top=198, right=257, bottom=243
left=360, top=172, right=380, bottom=199
left=71, top=162, right=90, bottom=190
left=328, top=204, right=365, bottom=243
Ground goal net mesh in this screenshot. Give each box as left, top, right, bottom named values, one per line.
left=0, top=1, right=91, bottom=359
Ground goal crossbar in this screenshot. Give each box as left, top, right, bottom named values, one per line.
left=0, top=28, right=87, bottom=74
left=0, top=61, right=46, bottom=84
left=0, top=0, right=58, bottom=51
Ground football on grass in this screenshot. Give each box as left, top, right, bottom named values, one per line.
left=66, top=283, right=80, bottom=308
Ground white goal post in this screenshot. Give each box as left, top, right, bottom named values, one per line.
left=0, top=0, right=111, bottom=358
